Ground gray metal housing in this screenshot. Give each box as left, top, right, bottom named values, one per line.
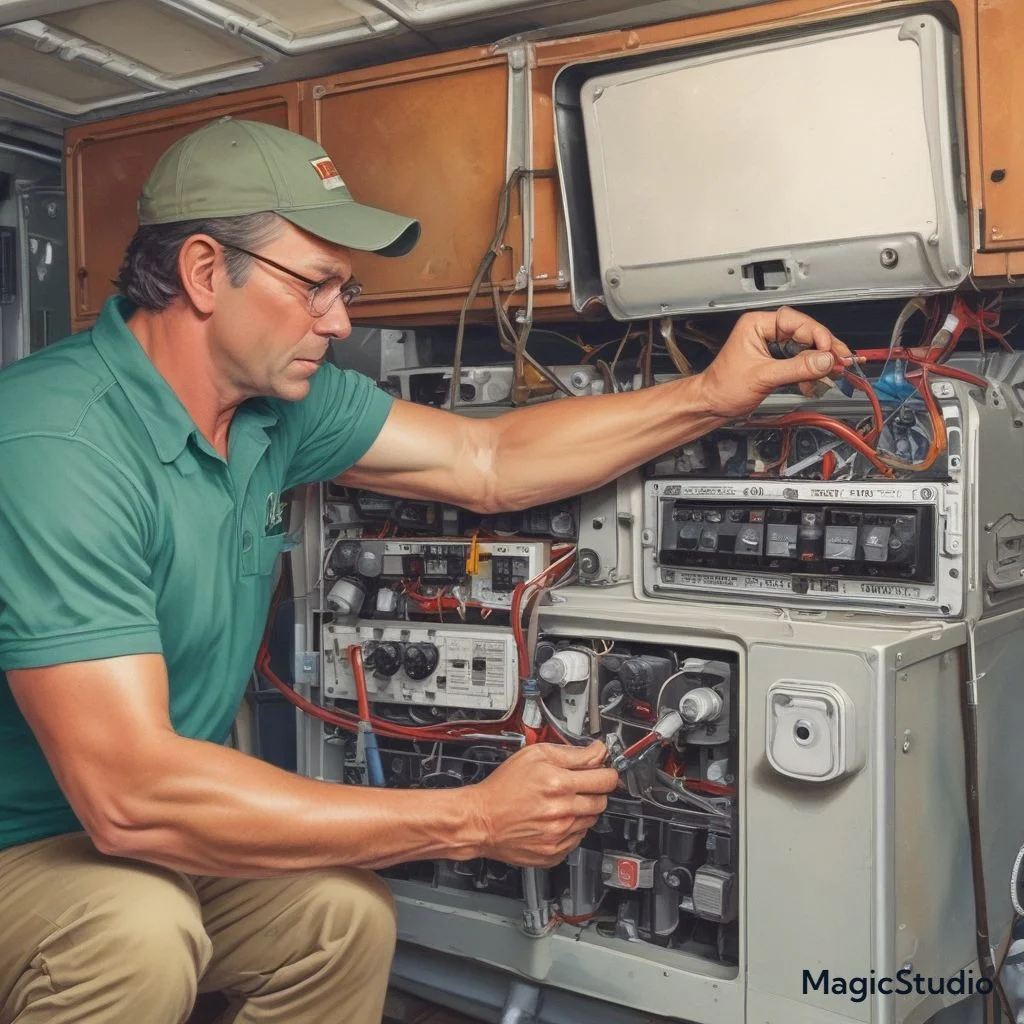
left=556, top=13, right=970, bottom=319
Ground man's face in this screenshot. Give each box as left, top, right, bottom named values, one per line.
left=211, top=219, right=356, bottom=402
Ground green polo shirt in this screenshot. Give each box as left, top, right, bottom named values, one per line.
left=0, top=296, right=392, bottom=851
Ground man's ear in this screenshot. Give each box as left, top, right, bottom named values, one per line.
left=177, top=234, right=220, bottom=315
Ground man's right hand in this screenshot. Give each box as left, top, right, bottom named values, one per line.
left=468, top=741, right=619, bottom=867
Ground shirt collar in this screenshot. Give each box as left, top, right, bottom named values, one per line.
left=90, top=296, right=279, bottom=465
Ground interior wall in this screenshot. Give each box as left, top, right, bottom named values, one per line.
left=0, top=146, right=64, bottom=368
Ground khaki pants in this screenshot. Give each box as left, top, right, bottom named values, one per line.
left=0, top=832, right=396, bottom=1024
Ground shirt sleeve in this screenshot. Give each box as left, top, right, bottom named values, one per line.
left=0, top=436, right=162, bottom=671
left=281, top=363, right=393, bottom=490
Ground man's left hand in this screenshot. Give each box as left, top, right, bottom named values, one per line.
left=696, top=306, right=857, bottom=420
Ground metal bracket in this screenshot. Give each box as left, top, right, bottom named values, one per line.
left=504, top=43, right=535, bottom=315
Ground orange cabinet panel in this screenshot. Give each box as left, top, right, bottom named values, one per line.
left=66, top=84, right=303, bottom=329
left=977, top=0, right=1024, bottom=250
left=310, top=48, right=521, bottom=322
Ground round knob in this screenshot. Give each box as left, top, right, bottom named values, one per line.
left=367, top=641, right=402, bottom=677
left=679, top=687, right=724, bottom=724
left=538, top=649, right=590, bottom=686
left=403, top=642, right=439, bottom=681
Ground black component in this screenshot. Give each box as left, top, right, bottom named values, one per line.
left=394, top=501, right=444, bottom=532
left=661, top=501, right=933, bottom=584
left=578, top=548, right=601, bottom=577
left=521, top=504, right=576, bottom=539
left=367, top=641, right=403, bottom=678
left=744, top=259, right=790, bottom=292
left=0, top=228, right=15, bottom=305
left=533, top=640, right=557, bottom=668
left=353, top=491, right=395, bottom=520
left=766, top=338, right=804, bottom=360
left=797, top=510, right=825, bottom=561
left=706, top=831, right=734, bottom=868
left=753, top=430, right=784, bottom=465
left=667, top=825, right=702, bottom=865
left=402, top=642, right=439, bottom=681
left=491, top=555, right=531, bottom=593
left=617, top=655, right=674, bottom=699
left=404, top=545, right=467, bottom=583
left=331, top=540, right=362, bottom=574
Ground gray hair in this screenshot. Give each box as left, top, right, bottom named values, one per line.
left=114, top=212, right=282, bottom=311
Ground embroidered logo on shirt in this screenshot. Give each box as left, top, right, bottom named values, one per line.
left=310, top=157, right=345, bottom=191
left=265, top=492, right=285, bottom=533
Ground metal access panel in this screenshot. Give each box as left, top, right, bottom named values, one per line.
left=575, top=14, right=968, bottom=319
left=16, top=185, right=69, bottom=355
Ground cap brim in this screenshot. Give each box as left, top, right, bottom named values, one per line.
left=281, top=201, right=420, bottom=258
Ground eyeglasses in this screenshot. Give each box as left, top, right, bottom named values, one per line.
left=221, top=243, right=362, bottom=317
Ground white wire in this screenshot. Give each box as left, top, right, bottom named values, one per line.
left=1012, top=841, right=1024, bottom=917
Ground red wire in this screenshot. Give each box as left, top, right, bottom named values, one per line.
left=348, top=644, right=372, bottom=722
left=854, top=349, right=989, bottom=389
left=750, top=410, right=895, bottom=477
left=256, top=641, right=513, bottom=743
left=840, top=370, right=884, bottom=445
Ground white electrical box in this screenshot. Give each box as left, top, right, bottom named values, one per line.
left=323, top=621, right=519, bottom=712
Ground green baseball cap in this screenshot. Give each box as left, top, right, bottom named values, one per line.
left=138, top=116, right=420, bottom=257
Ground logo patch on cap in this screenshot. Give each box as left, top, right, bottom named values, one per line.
left=310, top=156, right=344, bottom=191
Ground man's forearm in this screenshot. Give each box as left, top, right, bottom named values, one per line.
left=490, top=373, right=725, bottom=510
left=101, top=734, right=484, bottom=876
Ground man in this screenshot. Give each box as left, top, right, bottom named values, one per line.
left=0, top=118, right=853, bottom=1024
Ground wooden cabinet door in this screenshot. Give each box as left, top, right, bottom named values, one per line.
left=65, top=84, right=303, bottom=331
left=310, top=48, right=518, bottom=322
left=978, top=0, right=1024, bottom=251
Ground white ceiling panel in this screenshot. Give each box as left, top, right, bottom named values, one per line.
left=215, top=0, right=388, bottom=37
left=151, top=0, right=397, bottom=55
left=0, top=0, right=781, bottom=125
left=0, top=33, right=149, bottom=109
left=48, top=0, right=260, bottom=75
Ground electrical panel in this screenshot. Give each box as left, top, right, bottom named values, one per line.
left=323, top=621, right=519, bottom=713
left=327, top=537, right=550, bottom=611
left=290, top=266, right=1024, bottom=1022
left=644, top=479, right=964, bottom=616
left=324, top=633, right=741, bottom=964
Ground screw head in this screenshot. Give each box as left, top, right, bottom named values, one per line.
left=880, top=247, right=899, bottom=269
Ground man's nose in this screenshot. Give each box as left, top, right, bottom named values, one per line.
left=313, top=300, right=352, bottom=340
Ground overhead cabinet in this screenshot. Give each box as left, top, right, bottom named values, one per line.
left=309, top=46, right=542, bottom=323
left=60, top=0, right=1024, bottom=328
left=977, top=0, right=1024, bottom=251
left=65, top=84, right=303, bottom=332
